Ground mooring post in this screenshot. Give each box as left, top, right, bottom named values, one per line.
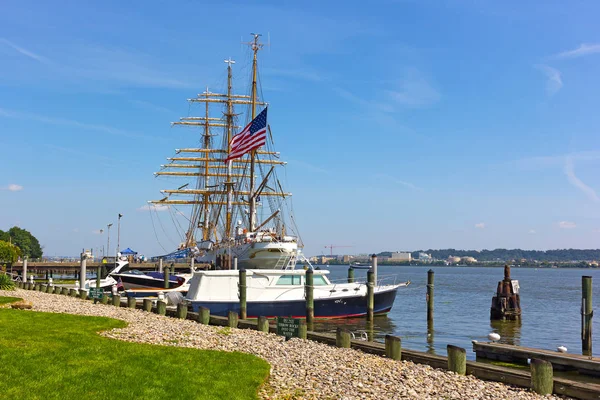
left=367, top=270, right=374, bottom=322
left=347, top=267, right=355, bottom=283
left=305, top=268, right=314, bottom=324
left=61, top=287, right=69, bottom=295
left=372, top=254, right=378, bottom=287
left=228, top=311, right=238, bottom=328
left=427, top=269, right=434, bottom=323
left=198, top=307, right=210, bottom=324
left=164, top=266, right=170, bottom=289
left=336, top=327, right=351, bottom=348
left=530, top=358, right=553, bottom=395
left=385, top=335, right=402, bottom=360
left=101, top=294, right=109, bottom=304
left=143, top=299, right=152, bottom=312
left=233, top=256, right=238, bottom=271
left=79, top=289, right=87, bottom=300
left=94, top=264, right=101, bottom=304
left=80, top=252, right=87, bottom=291
left=239, top=268, right=247, bottom=319
left=22, top=257, right=27, bottom=284
left=582, top=276, right=593, bottom=356
left=258, top=316, right=269, bottom=332
left=158, top=258, right=163, bottom=273
left=177, top=303, right=187, bottom=319
left=447, top=345, right=466, bottom=375
left=298, top=319, right=307, bottom=339
left=127, top=296, right=136, bottom=308
left=112, top=294, right=121, bottom=307
left=156, top=300, right=166, bottom=316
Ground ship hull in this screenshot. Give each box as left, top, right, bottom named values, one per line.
left=196, top=240, right=298, bottom=269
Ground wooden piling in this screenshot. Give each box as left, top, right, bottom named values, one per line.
left=385, top=335, right=402, bottom=360
left=79, top=289, right=87, bottom=300
left=46, top=285, right=53, bottom=294
left=61, top=287, right=69, bottom=295
left=298, top=320, right=307, bottom=339
left=306, top=268, right=314, bottom=324
left=530, top=358, right=553, bottom=395
left=80, top=254, right=87, bottom=291
left=347, top=267, right=355, bottom=283
left=158, top=258, right=163, bottom=273
left=112, top=294, right=121, bottom=307
left=164, top=266, right=170, bottom=289
left=156, top=300, right=166, bottom=315
left=101, top=294, right=109, bottom=304
left=582, top=276, right=593, bottom=356
left=143, top=299, right=152, bottom=312
left=39, top=284, right=46, bottom=292
left=490, top=264, right=521, bottom=320
left=372, top=254, right=378, bottom=287
left=257, top=316, right=269, bottom=333
left=336, top=328, right=351, bottom=348
left=127, top=297, right=136, bottom=308
left=239, top=268, right=247, bottom=319
left=427, top=269, right=434, bottom=323
left=366, top=270, right=374, bottom=322
left=176, top=303, right=187, bottom=319
left=228, top=311, right=238, bottom=328
left=54, top=286, right=61, bottom=294
left=69, top=288, right=78, bottom=297
left=198, top=307, right=210, bottom=324
left=447, top=345, right=467, bottom=375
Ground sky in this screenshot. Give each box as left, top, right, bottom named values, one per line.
left=1, top=0, right=600, bottom=257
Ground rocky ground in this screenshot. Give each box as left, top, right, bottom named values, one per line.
left=1, top=288, right=567, bottom=400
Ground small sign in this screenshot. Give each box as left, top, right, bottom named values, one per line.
left=511, top=280, right=520, bottom=295
left=277, top=317, right=300, bottom=338
left=89, top=287, right=104, bottom=300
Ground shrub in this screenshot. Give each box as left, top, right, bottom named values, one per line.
left=0, top=273, right=15, bottom=290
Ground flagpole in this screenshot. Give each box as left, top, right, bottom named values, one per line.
left=248, top=33, right=262, bottom=232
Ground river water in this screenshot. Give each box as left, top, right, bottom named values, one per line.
left=311, top=265, right=600, bottom=360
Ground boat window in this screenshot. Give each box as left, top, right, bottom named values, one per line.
left=313, top=276, right=328, bottom=286
left=276, top=275, right=301, bottom=285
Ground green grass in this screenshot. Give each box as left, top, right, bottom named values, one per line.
left=0, top=296, right=21, bottom=305
left=0, top=305, right=270, bottom=400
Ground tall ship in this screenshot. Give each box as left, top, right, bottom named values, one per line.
left=149, top=34, right=300, bottom=270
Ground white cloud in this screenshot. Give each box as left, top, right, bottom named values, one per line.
left=554, top=43, right=600, bottom=59
left=0, top=38, right=50, bottom=64
left=475, top=223, right=485, bottom=229
left=535, top=65, right=562, bottom=95
left=558, top=221, right=576, bottom=229
left=375, top=174, right=422, bottom=191
left=564, top=156, right=599, bottom=202
left=528, top=229, right=536, bottom=234
left=138, top=204, right=169, bottom=212
left=387, top=69, right=441, bottom=107
left=7, top=184, right=23, bottom=192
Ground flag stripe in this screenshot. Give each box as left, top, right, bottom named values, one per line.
left=225, top=107, right=268, bottom=163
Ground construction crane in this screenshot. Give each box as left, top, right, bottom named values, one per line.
left=324, top=244, right=354, bottom=256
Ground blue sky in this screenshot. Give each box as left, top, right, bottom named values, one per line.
left=1, top=0, right=599, bottom=257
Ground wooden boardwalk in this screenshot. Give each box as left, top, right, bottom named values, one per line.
left=473, top=342, right=600, bottom=377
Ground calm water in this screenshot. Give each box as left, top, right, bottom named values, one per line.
left=312, top=265, right=600, bottom=360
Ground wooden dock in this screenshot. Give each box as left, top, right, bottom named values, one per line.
left=473, top=341, right=600, bottom=377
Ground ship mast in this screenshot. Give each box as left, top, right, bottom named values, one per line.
left=224, top=58, right=235, bottom=240
left=248, top=33, right=263, bottom=232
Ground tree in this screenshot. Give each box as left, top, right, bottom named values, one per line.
left=0, top=240, right=21, bottom=265
left=0, top=227, right=43, bottom=259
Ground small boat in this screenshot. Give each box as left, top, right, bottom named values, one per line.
left=185, top=268, right=409, bottom=318
left=349, top=263, right=372, bottom=270
left=83, top=259, right=128, bottom=291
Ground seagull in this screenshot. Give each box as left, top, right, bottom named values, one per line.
left=557, top=346, right=567, bottom=353
left=488, top=333, right=501, bottom=342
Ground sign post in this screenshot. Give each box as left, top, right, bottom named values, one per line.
left=277, top=317, right=300, bottom=340
left=89, top=287, right=104, bottom=301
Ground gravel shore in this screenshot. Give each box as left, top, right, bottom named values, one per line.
left=2, top=289, right=566, bottom=400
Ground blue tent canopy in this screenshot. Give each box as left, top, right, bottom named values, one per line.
left=120, top=248, right=138, bottom=255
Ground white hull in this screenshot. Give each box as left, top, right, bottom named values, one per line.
left=195, top=240, right=298, bottom=269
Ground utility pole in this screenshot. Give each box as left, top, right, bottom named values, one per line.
left=107, top=223, right=113, bottom=260
left=117, top=213, right=123, bottom=257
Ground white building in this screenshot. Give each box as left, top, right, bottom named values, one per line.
left=390, top=252, right=412, bottom=261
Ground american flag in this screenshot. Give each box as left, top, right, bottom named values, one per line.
left=225, top=107, right=268, bottom=162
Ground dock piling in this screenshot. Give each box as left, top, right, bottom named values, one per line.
left=164, top=266, right=170, bottom=289
left=79, top=253, right=87, bottom=292
left=530, top=358, right=553, bottom=395
left=158, top=258, right=163, bottom=273
left=306, top=268, right=314, bottom=324
left=61, top=287, right=68, bottom=295
left=143, top=299, right=152, bottom=312
left=336, top=328, right=351, bottom=348
left=79, top=289, right=87, bottom=300
left=22, top=257, right=27, bottom=284
left=156, top=300, right=166, bottom=315
left=228, top=311, right=238, bottom=328
left=490, top=265, right=521, bottom=320
left=198, top=307, right=210, bottom=324
left=385, top=335, right=402, bottom=360
left=239, top=268, right=247, bottom=319
left=112, top=294, right=121, bottom=307
left=347, top=267, right=355, bottom=283
left=367, top=270, right=374, bottom=323
left=69, top=288, right=78, bottom=297
left=176, top=303, right=187, bottom=319
left=258, top=316, right=269, bottom=333
left=427, top=269, right=434, bottom=323
left=101, top=294, right=109, bottom=304
left=582, top=276, right=593, bottom=356
left=298, top=320, right=307, bottom=339
left=447, top=345, right=467, bottom=375
left=127, top=297, right=136, bottom=308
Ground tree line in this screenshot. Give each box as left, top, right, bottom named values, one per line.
left=0, top=226, right=43, bottom=265
left=377, top=249, right=600, bottom=262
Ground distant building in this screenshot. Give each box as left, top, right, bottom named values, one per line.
left=461, top=256, right=478, bottom=264
left=418, top=252, right=432, bottom=262
left=447, top=256, right=461, bottom=264
left=390, top=252, right=411, bottom=261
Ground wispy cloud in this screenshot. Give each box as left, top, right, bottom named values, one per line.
left=564, top=156, right=599, bottom=202
left=554, top=43, right=600, bottom=59
left=0, top=107, right=158, bottom=140
left=387, top=69, right=441, bottom=107
left=535, top=65, right=562, bottom=95
left=138, top=204, right=169, bottom=212
left=475, top=223, right=485, bottom=229
left=0, top=38, right=50, bottom=64
left=2, top=184, right=23, bottom=192
left=375, top=174, right=422, bottom=190
left=514, top=151, right=600, bottom=169
left=558, top=221, right=576, bottom=229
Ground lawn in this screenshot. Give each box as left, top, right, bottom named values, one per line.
left=0, top=298, right=270, bottom=400
left=0, top=296, right=22, bottom=305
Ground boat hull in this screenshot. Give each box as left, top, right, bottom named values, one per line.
left=189, top=287, right=398, bottom=318
left=113, top=272, right=183, bottom=290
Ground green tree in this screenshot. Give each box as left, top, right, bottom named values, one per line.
left=0, top=240, right=21, bottom=265
left=0, top=227, right=43, bottom=259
